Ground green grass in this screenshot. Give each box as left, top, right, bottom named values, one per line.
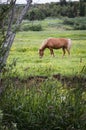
left=8, top=20, right=86, bottom=77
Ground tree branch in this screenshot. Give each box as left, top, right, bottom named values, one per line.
left=0, top=0, right=32, bottom=71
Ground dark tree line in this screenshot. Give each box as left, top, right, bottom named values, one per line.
left=24, top=1, right=86, bottom=21
left=79, top=0, right=86, bottom=16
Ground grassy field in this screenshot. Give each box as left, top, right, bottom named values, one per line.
left=7, top=18, right=86, bottom=78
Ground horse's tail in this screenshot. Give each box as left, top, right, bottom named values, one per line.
left=67, top=39, right=72, bottom=50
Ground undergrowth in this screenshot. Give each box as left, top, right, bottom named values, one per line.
left=0, top=65, right=86, bottom=130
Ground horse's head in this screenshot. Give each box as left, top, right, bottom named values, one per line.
left=38, top=49, right=44, bottom=58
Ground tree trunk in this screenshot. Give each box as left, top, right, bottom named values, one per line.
left=0, top=0, right=32, bottom=71
left=0, top=0, right=32, bottom=95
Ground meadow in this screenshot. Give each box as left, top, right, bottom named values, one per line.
left=7, top=18, right=86, bottom=78
left=0, top=18, right=86, bottom=130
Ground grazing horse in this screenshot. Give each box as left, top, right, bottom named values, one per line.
left=39, top=38, right=72, bottom=58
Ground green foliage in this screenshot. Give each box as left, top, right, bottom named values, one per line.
left=28, top=24, right=42, bottom=31
left=0, top=74, right=86, bottom=130
left=79, top=0, right=86, bottom=16
left=25, top=8, right=45, bottom=21
left=0, top=3, right=23, bottom=71
left=0, top=4, right=8, bottom=70
left=74, top=23, right=86, bottom=30
left=19, top=17, right=86, bottom=33
left=18, top=22, right=43, bottom=31
left=25, top=1, right=83, bottom=19
left=0, top=110, right=3, bottom=128
left=63, top=17, right=86, bottom=30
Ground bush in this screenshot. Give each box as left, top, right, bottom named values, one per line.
left=29, top=24, right=42, bottom=31
left=20, top=24, right=43, bottom=31
left=74, top=23, right=86, bottom=30
left=63, top=17, right=86, bottom=30
left=63, top=17, right=75, bottom=25
left=21, top=24, right=30, bottom=31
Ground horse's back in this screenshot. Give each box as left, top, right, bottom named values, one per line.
left=41, top=37, right=72, bottom=50
left=46, top=38, right=68, bottom=49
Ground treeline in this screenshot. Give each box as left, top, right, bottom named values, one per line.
left=0, top=1, right=86, bottom=22
left=24, top=1, right=86, bottom=20
left=0, top=1, right=86, bottom=32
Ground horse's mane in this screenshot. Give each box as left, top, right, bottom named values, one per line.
left=39, top=39, right=48, bottom=50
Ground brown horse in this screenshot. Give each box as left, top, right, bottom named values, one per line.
left=39, top=38, right=72, bottom=58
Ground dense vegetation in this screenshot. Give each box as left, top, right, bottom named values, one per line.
left=19, top=17, right=86, bottom=31
left=25, top=0, right=86, bottom=20
left=0, top=74, right=86, bottom=130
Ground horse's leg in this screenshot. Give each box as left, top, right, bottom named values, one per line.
left=62, top=48, right=66, bottom=58
left=50, top=48, right=54, bottom=57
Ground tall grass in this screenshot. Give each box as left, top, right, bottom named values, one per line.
left=0, top=72, right=86, bottom=130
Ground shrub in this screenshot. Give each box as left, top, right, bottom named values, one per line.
left=29, top=24, right=43, bottom=31
left=20, top=24, right=43, bottom=31
left=63, top=17, right=75, bottom=25
left=21, top=24, right=30, bottom=31
left=74, top=23, right=86, bottom=30
left=63, top=17, right=86, bottom=30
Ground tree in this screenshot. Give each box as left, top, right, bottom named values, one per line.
left=0, top=0, right=32, bottom=72
left=60, top=0, right=67, bottom=5
left=26, top=8, right=45, bottom=21
left=79, top=0, right=85, bottom=16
